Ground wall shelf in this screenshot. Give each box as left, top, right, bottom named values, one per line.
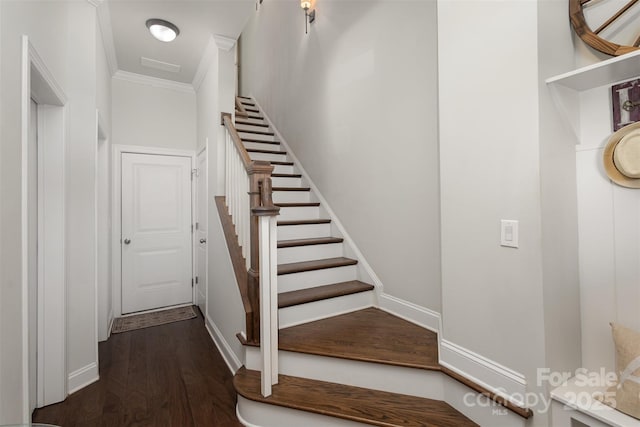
left=546, top=49, right=640, bottom=91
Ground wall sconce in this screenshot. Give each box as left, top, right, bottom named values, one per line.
left=301, top=0, right=315, bottom=34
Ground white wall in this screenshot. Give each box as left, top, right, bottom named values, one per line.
left=96, top=11, right=113, bottom=342
left=239, top=0, right=441, bottom=311
left=0, top=0, right=99, bottom=422
left=112, top=77, right=196, bottom=151
left=438, top=0, right=545, bottom=378
left=196, top=39, right=246, bottom=366
left=438, top=1, right=581, bottom=423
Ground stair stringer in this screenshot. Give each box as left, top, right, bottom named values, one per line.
left=250, top=97, right=441, bottom=333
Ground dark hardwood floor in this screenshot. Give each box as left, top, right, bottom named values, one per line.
left=33, top=308, right=242, bottom=427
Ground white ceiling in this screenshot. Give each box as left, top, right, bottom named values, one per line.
left=105, top=0, right=255, bottom=84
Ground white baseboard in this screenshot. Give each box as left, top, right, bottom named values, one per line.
left=378, top=292, right=441, bottom=333
left=67, top=362, right=99, bottom=395
left=205, top=314, right=242, bottom=374
left=107, top=309, right=114, bottom=340
left=439, top=339, right=527, bottom=408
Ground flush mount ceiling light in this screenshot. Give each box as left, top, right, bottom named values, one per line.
left=146, top=19, right=180, bottom=43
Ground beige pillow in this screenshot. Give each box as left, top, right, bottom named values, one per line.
left=605, top=322, right=640, bottom=420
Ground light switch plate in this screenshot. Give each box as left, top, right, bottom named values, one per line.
left=500, top=220, right=519, bottom=248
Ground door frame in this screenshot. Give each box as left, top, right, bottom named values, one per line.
left=21, top=36, right=68, bottom=418
left=195, top=146, right=208, bottom=313
left=111, top=145, right=196, bottom=318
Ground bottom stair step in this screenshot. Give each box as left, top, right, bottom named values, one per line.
left=234, top=367, right=478, bottom=427
left=278, top=280, right=373, bottom=308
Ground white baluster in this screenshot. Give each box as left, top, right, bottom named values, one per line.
left=259, top=213, right=278, bottom=397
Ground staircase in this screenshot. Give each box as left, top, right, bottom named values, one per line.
left=224, top=97, right=529, bottom=427
left=233, top=96, right=376, bottom=330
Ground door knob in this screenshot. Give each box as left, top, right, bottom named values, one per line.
left=199, top=238, right=207, bottom=244
left=123, top=238, right=131, bottom=245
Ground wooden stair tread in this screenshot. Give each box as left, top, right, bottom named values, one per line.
left=270, top=161, right=294, bottom=166
left=237, top=95, right=252, bottom=100
left=244, top=108, right=260, bottom=113
left=237, top=129, right=274, bottom=136
left=279, top=307, right=440, bottom=370
left=246, top=148, right=286, bottom=155
left=234, top=368, right=478, bottom=427
left=235, top=120, right=268, bottom=127
left=241, top=138, right=280, bottom=145
left=278, top=257, right=357, bottom=275
left=272, top=173, right=302, bottom=178
left=278, top=236, right=343, bottom=248
left=278, top=218, right=331, bottom=226
left=274, top=202, right=320, bottom=207
left=272, top=187, right=310, bottom=192
left=278, top=280, right=373, bottom=308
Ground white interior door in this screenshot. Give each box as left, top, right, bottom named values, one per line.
left=196, top=150, right=207, bottom=314
left=121, top=153, right=193, bottom=314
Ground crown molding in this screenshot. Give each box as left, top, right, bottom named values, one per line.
left=192, top=36, right=218, bottom=91
left=213, top=34, right=237, bottom=52
left=94, top=0, right=118, bottom=76
left=113, top=70, right=195, bottom=94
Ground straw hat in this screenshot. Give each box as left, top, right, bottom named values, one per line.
left=603, top=122, right=640, bottom=189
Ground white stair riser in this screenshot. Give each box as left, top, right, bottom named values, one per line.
left=272, top=177, right=302, bottom=187
left=276, top=206, right=319, bottom=221
left=277, top=223, right=331, bottom=240
left=248, top=152, right=288, bottom=163
left=237, top=131, right=277, bottom=142
left=277, top=242, right=343, bottom=264
left=272, top=191, right=311, bottom=204
left=237, top=396, right=370, bottom=427
left=278, top=265, right=357, bottom=293
left=244, top=345, right=442, bottom=400
left=272, top=164, right=294, bottom=175
left=243, top=141, right=282, bottom=151
left=235, top=124, right=271, bottom=133
left=278, top=291, right=374, bottom=328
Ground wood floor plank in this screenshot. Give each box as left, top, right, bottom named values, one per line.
left=33, top=308, right=241, bottom=427
left=235, top=367, right=478, bottom=427
left=279, top=307, right=439, bottom=370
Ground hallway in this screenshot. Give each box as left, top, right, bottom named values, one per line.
left=33, top=309, right=242, bottom=427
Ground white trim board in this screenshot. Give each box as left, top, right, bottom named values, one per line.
left=205, top=315, right=242, bottom=374
left=22, top=36, right=69, bottom=416
left=439, top=339, right=528, bottom=408
left=111, top=145, right=196, bottom=319
left=67, top=362, right=99, bottom=395
left=378, top=293, right=441, bottom=333
left=93, top=0, right=118, bottom=76
left=113, top=70, right=194, bottom=94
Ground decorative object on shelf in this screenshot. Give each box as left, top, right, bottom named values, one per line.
left=570, top=0, right=640, bottom=57
left=597, top=323, right=640, bottom=420
left=612, top=78, right=640, bottom=131
left=301, top=0, right=315, bottom=34
left=603, top=122, right=640, bottom=188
